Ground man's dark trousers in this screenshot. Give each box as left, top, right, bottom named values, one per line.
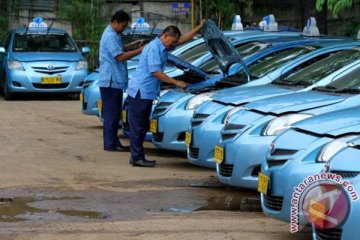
left=100, top=86, right=123, bottom=150
left=128, top=91, right=153, bottom=161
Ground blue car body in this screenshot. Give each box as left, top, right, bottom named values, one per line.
left=260, top=106, right=360, bottom=223
left=188, top=45, right=360, bottom=168
left=151, top=39, right=348, bottom=151
left=0, top=24, right=89, bottom=99
left=312, top=137, right=360, bottom=239
left=215, top=59, right=360, bottom=190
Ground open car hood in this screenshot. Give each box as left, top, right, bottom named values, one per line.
left=293, top=107, right=360, bottom=137
left=246, top=91, right=345, bottom=114
left=167, top=53, right=208, bottom=79
left=200, top=19, right=249, bottom=75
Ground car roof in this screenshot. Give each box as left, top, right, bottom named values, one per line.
left=10, top=27, right=68, bottom=34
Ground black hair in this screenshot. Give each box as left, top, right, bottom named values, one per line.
left=162, top=25, right=181, bottom=38
left=111, top=10, right=130, bottom=23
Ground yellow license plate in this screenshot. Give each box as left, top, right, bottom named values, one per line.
left=41, top=76, right=62, bottom=84
left=150, top=120, right=157, bottom=133
left=97, top=100, right=102, bottom=111
left=258, top=172, right=270, bottom=195
left=79, top=93, right=83, bottom=102
left=213, top=145, right=224, bottom=164
left=185, top=132, right=192, bottom=147
left=122, top=110, right=127, bottom=123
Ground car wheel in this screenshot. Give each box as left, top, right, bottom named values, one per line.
left=4, top=80, right=12, bottom=100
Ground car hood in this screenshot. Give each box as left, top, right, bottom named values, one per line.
left=246, top=91, right=345, bottom=114
left=200, top=19, right=246, bottom=75
left=167, top=54, right=208, bottom=79
left=294, top=107, right=360, bottom=137
left=212, top=85, right=292, bottom=105
left=11, top=52, right=83, bottom=62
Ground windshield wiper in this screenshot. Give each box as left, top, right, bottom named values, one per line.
left=289, top=80, right=312, bottom=87
left=312, top=85, right=338, bottom=92
left=272, top=79, right=295, bottom=86
left=335, top=87, right=360, bottom=94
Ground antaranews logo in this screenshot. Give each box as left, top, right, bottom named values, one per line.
left=290, top=172, right=358, bottom=233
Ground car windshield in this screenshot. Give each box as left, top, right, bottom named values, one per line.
left=274, top=48, right=360, bottom=86
left=320, top=66, right=360, bottom=93
left=199, top=41, right=271, bottom=72
left=176, top=42, right=208, bottom=62
left=13, top=33, right=77, bottom=52
left=232, top=45, right=318, bottom=80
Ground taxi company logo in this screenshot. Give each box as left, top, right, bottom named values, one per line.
left=290, top=172, right=358, bottom=233
left=301, top=183, right=349, bottom=229
left=47, top=65, right=55, bottom=70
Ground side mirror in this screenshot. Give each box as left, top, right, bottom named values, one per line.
left=0, top=47, right=5, bottom=53
left=81, top=46, right=90, bottom=54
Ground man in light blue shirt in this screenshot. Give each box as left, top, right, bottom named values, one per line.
left=99, top=10, right=144, bottom=152
left=128, top=22, right=205, bottom=167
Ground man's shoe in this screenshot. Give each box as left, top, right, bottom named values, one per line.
left=129, top=158, right=156, bottom=165
left=132, top=159, right=156, bottom=167
left=105, top=145, right=130, bottom=152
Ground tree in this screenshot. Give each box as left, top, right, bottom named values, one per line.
left=316, top=0, right=360, bottom=17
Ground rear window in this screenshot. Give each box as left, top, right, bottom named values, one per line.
left=13, top=33, right=77, bottom=52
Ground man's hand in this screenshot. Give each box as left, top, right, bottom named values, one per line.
left=176, top=80, right=187, bottom=89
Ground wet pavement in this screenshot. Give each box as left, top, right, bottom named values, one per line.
left=0, top=95, right=312, bottom=240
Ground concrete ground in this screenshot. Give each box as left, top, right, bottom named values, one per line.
left=0, top=94, right=311, bottom=240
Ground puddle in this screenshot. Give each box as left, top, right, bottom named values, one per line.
left=57, top=210, right=103, bottom=219
left=168, top=195, right=262, bottom=213
left=0, top=196, right=102, bottom=222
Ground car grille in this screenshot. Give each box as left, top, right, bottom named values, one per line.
left=221, top=133, right=237, bottom=141
left=191, top=113, right=210, bottom=127
left=152, top=102, right=173, bottom=116
left=32, top=66, right=69, bottom=74
left=224, top=123, right=246, bottom=131
left=219, top=163, right=234, bottom=177
left=266, top=159, right=288, bottom=168
left=153, top=132, right=164, bottom=142
left=271, top=149, right=298, bottom=156
left=314, top=228, right=342, bottom=240
left=32, top=83, right=70, bottom=89
left=263, top=194, right=283, bottom=211
left=189, top=147, right=199, bottom=159
left=330, top=171, right=359, bottom=178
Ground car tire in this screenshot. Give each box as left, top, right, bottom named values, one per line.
left=4, top=80, right=13, bottom=100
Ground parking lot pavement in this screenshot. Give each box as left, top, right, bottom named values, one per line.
left=0, top=95, right=311, bottom=239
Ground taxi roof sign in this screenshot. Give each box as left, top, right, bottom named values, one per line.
left=231, top=15, right=243, bottom=31
left=259, top=14, right=278, bottom=32
left=302, top=17, right=320, bottom=36
left=357, top=29, right=360, bottom=40
left=28, top=17, right=48, bottom=30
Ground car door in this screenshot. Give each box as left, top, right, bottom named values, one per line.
left=0, top=32, right=11, bottom=85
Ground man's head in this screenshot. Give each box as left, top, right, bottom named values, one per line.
left=111, top=10, right=131, bottom=33
left=160, top=26, right=181, bottom=49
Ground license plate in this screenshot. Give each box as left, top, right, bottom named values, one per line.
left=97, top=100, right=102, bottom=111
left=150, top=119, right=157, bottom=133
left=122, top=110, right=127, bottom=123
left=258, top=172, right=270, bottom=195
left=41, top=76, right=62, bottom=84
left=213, top=145, right=224, bottom=164
left=79, top=93, right=83, bottom=102
left=185, top=132, right=191, bottom=147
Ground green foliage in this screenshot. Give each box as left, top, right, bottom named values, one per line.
left=316, top=0, right=360, bottom=17
left=57, top=0, right=110, bottom=70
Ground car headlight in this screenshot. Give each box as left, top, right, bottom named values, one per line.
left=222, top=106, right=244, bottom=124
left=8, top=60, right=24, bottom=71
left=262, top=113, right=313, bottom=136
left=317, top=135, right=358, bottom=162
left=185, top=92, right=214, bottom=110
left=75, top=60, right=88, bottom=70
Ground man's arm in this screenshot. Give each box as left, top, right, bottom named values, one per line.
left=176, top=20, right=205, bottom=46
left=115, top=46, right=144, bottom=62
left=152, top=71, right=187, bottom=89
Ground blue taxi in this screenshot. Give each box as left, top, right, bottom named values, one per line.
left=0, top=17, right=89, bottom=99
